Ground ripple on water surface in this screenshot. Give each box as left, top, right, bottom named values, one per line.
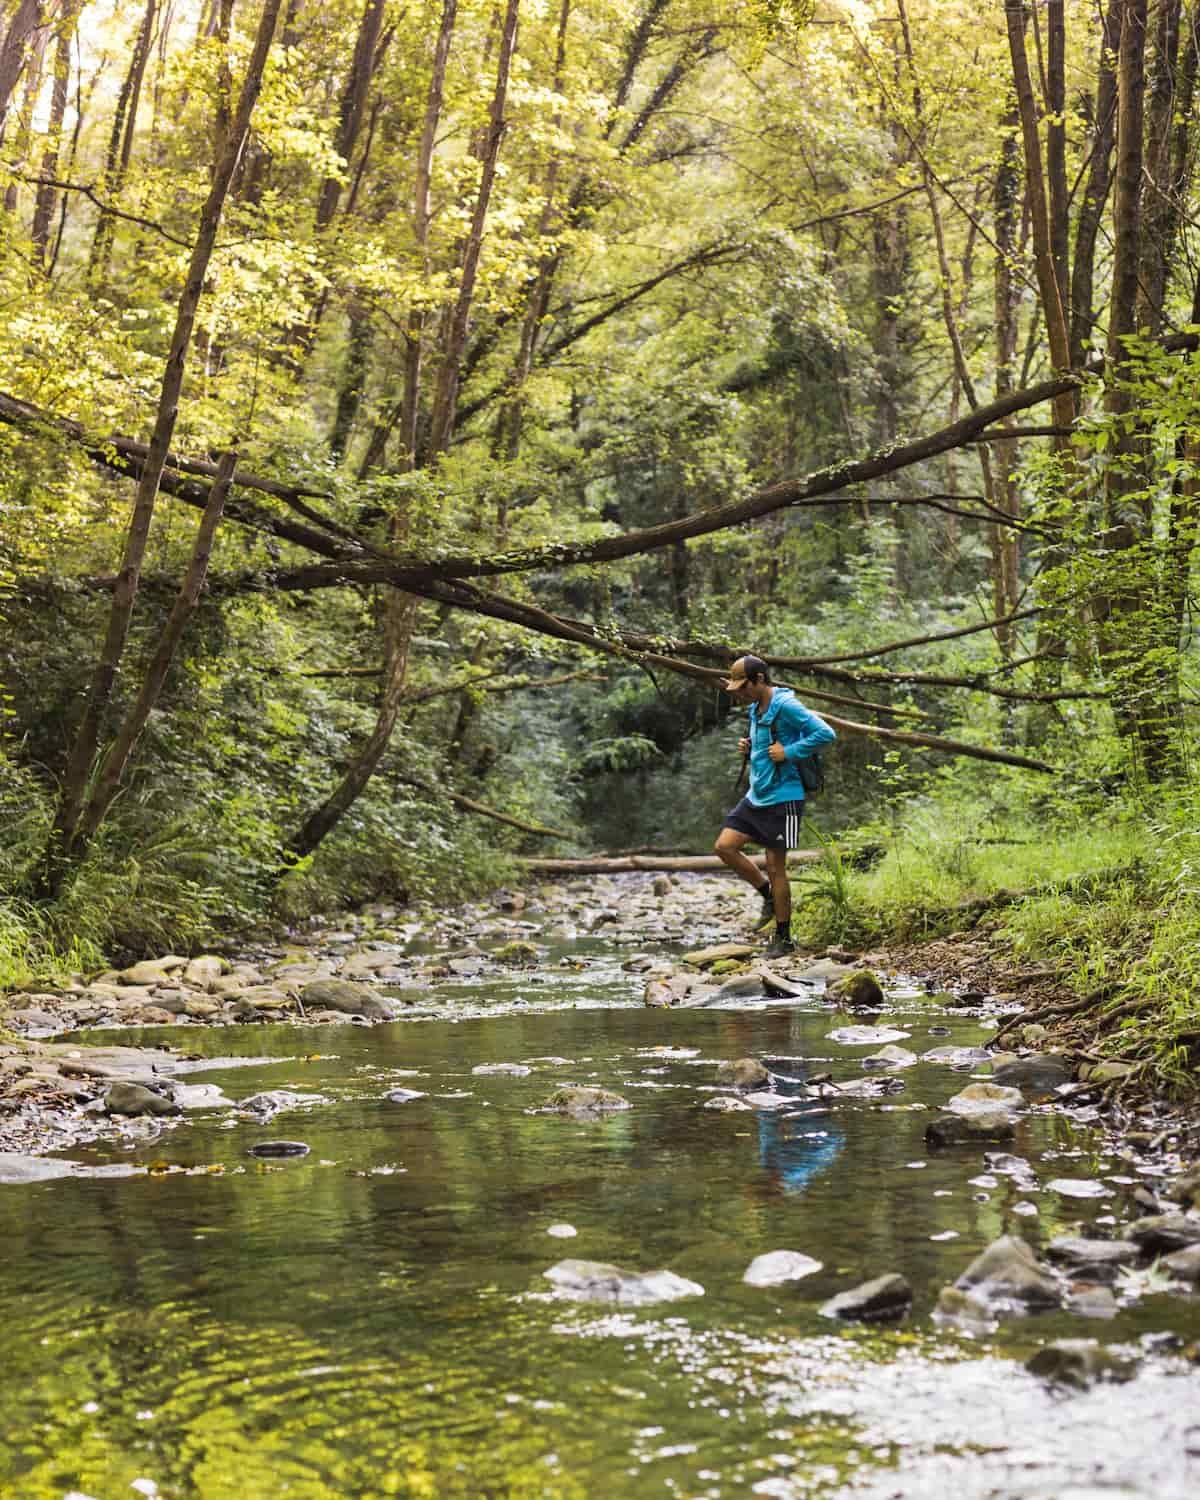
left=3, top=988, right=1200, bottom=1499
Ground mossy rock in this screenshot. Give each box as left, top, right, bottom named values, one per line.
left=828, top=969, right=885, bottom=1007
left=492, top=940, right=539, bottom=966
left=709, top=958, right=747, bottom=977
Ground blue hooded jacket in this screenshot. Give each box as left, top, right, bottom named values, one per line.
left=747, top=687, right=836, bottom=807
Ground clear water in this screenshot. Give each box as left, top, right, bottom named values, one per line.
left=3, top=961, right=1199, bottom=1499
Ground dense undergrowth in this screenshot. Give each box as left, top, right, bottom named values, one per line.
left=792, top=769, right=1200, bottom=1095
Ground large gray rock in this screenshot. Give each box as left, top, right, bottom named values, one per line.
left=862, top=1045, right=918, bottom=1070
left=299, top=980, right=396, bottom=1020
left=925, top=1110, right=1016, bottom=1148
left=1169, top=1166, right=1200, bottom=1208
left=105, top=1081, right=180, bottom=1116
left=543, top=1259, right=703, bottom=1306
left=540, top=1087, right=630, bottom=1117
left=714, top=974, right=767, bottom=1000
left=743, top=1250, right=823, bottom=1287
left=819, top=1273, right=912, bottom=1323
left=953, top=1234, right=1061, bottom=1312
left=922, top=1045, right=992, bottom=1067
left=1025, top=1339, right=1138, bottom=1391
left=991, top=1054, right=1073, bottom=1091
left=1126, top=1214, right=1200, bottom=1254
left=715, top=1057, right=769, bottom=1089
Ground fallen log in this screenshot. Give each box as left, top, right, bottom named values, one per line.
left=522, top=852, right=823, bottom=875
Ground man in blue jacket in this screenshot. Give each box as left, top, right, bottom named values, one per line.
left=715, top=654, right=836, bottom=957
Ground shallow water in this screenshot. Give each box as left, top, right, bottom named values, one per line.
left=3, top=948, right=1199, bottom=1499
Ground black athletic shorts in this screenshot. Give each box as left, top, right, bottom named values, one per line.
left=722, top=796, right=804, bottom=850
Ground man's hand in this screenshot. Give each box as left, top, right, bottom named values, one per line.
left=767, top=742, right=788, bottom=764
left=738, top=737, right=751, bottom=754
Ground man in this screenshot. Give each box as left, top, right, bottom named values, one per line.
left=715, top=654, right=836, bottom=958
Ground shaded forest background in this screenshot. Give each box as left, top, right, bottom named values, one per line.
left=3, top=0, right=1200, bottom=1064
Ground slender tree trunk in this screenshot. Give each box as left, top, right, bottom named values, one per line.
left=88, top=0, right=158, bottom=281
left=1070, top=0, right=1122, bottom=367
left=1136, top=0, right=1183, bottom=333
left=76, top=451, right=240, bottom=845
left=991, top=95, right=1023, bottom=665
left=1003, top=0, right=1075, bottom=432
left=31, top=1, right=83, bottom=268
left=1044, top=0, right=1070, bottom=318
left=1, top=1, right=47, bottom=210
left=427, top=0, right=521, bottom=457
left=0, top=0, right=43, bottom=138
left=41, top=0, right=284, bottom=896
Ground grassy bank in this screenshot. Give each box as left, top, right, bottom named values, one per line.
left=793, top=769, right=1200, bottom=1096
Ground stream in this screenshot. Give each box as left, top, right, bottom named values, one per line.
left=2, top=879, right=1200, bottom=1499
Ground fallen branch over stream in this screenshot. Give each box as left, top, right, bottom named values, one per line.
left=522, top=852, right=823, bottom=874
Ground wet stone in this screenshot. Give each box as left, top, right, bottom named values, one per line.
left=703, top=1096, right=753, bottom=1113
left=471, top=1063, right=532, bottom=1077
left=715, top=1057, right=769, bottom=1089
left=819, top=1272, right=912, bottom=1323
left=384, top=1089, right=427, bottom=1104
left=946, top=1082, right=1023, bottom=1115
left=1046, top=1237, right=1140, bottom=1271
left=1025, top=1339, right=1138, bottom=1391
left=743, top=1250, right=823, bottom=1287
left=543, top=1259, right=703, bottom=1306
left=1126, top=1214, right=1200, bottom=1254
left=1162, top=1245, right=1200, bottom=1282
left=925, top=1110, right=1016, bottom=1148
left=299, top=980, right=396, bottom=1020
left=540, top=1087, right=630, bottom=1117
left=105, top=1081, right=180, bottom=1117
left=238, top=1090, right=329, bottom=1121
left=247, top=1140, right=310, bottom=1158
left=991, top=1054, right=1074, bottom=1091
left=953, top=1234, right=1062, bottom=1313
left=921, top=1045, right=991, bottom=1068
left=827, top=1026, right=910, bottom=1047
left=862, top=1045, right=918, bottom=1070
left=827, top=970, right=885, bottom=1007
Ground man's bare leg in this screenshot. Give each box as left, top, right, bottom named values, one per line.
left=714, top=828, right=767, bottom=890
left=765, top=847, right=791, bottom=925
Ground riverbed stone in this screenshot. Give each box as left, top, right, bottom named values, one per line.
left=247, top=1140, right=309, bottom=1157
left=953, top=1234, right=1062, bottom=1312
left=714, top=974, right=766, bottom=1000
left=119, top=959, right=185, bottom=986
left=925, top=1110, right=1016, bottom=1148
left=472, top=1063, right=532, bottom=1077
left=1126, top=1213, right=1200, bottom=1254
left=991, top=1054, right=1073, bottom=1091
left=703, top=1095, right=753, bottom=1112
left=862, top=1045, right=918, bottom=1070
left=541, top=1087, right=630, bottom=1117
left=238, top=1090, right=328, bottom=1121
left=682, top=942, right=757, bottom=969
left=1162, top=1245, right=1200, bottom=1282
left=1169, top=1166, right=1200, bottom=1207
left=743, top=1250, right=823, bottom=1287
left=1025, top=1339, right=1138, bottom=1390
left=543, top=1259, right=703, bottom=1305
left=946, top=1082, right=1024, bottom=1114
left=643, top=980, right=673, bottom=1008
left=922, top=1045, right=992, bottom=1068
left=716, top=1057, right=769, bottom=1089
left=819, top=1272, right=912, bottom=1323
left=932, top=1286, right=998, bottom=1336
left=1046, top=1237, right=1140, bottom=1274
left=105, top=1081, right=180, bottom=1117
left=827, top=1025, right=910, bottom=1046
left=385, top=1089, right=427, bottom=1104
left=299, top=980, right=396, bottom=1020
left=827, top=970, right=885, bottom=1007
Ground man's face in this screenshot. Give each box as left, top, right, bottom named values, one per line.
left=722, top=659, right=755, bottom=701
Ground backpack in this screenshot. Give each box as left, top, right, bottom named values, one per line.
left=768, top=719, right=825, bottom=797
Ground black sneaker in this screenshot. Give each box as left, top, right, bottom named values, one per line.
left=763, top=936, right=795, bottom=959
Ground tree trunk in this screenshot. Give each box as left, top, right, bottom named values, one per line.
left=76, top=451, right=239, bottom=845
left=1044, top=0, right=1070, bottom=318
left=1136, top=0, right=1183, bottom=333
left=42, top=0, right=284, bottom=896
left=0, top=0, right=42, bottom=138
left=1070, top=0, right=1122, bottom=367
left=88, top=0, right=157, bottom=281
left=991, top=93, right=1023, bottom=664
left=426, top=0, right=521, bottom=458
left=31, top=1, right=83, bottom=268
